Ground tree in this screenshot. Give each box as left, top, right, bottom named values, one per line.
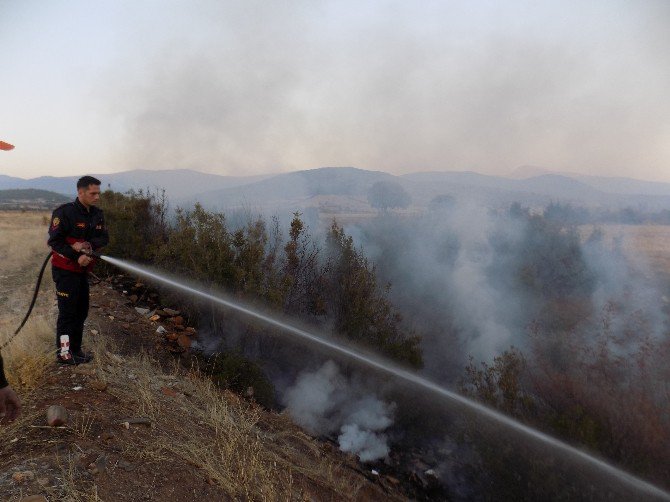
left=367, top=181, right=411, bottom=211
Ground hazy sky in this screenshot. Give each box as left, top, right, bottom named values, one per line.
left=1, top=0, right=669, bottom=181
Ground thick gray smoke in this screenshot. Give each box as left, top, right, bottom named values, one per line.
left=343, top=203, right=530, bottom=379
left=282, top=360, right=395, bottom=462
left=99, top=1, right=670, bottom=180
left=346, top=201, right=669, bottom=380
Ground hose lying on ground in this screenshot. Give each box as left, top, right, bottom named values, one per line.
left=0, top=252, right=52, bottom=352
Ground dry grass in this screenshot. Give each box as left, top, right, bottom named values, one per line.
left=0, top=211, right=51, bottom=270
left=0, top=317, right=53, bottom=391
left=579, top=223, right=670, bottom=278
left=54, top=452, right=101, bottom=502
left=92, top=339, right=293, bottom=499
left=0, top=211, right=55, bottom=391
left=86, top=333, right=365, bottom=501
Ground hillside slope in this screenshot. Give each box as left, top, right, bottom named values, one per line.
left=0, top=212, right=408, bottom=501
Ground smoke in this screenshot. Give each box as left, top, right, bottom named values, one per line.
left=282, top=360, right=395, bottom=462
left=93, top=1, right=670, bottom=181
left=581, top=228, right=668, bottom=343
left=344, top=202, right=532, bottom=380
left=347, top=200, right=669, bottom=381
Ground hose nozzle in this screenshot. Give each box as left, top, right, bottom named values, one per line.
left=81, top=248, right=101, bottom=258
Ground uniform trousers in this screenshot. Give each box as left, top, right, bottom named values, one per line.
left=53, top=267, right=89, bottom=353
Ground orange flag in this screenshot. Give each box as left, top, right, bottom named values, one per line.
left=0, top=140, right=15, bottom=151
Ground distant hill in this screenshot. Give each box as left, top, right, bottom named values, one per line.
left=4, top=167, right=670, bottom=215
left=188, top=167, right=393, bottom=211
left=0, top=188, right=69, bottom=210
left=0, top=169, right=273, bottom=201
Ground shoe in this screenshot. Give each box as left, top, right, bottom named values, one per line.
left=57, top=352, right=77, bottom=365
left=72, top=350, right=93, bottom=364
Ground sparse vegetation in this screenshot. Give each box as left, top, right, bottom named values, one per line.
left=99, top=191, right=422, bottom=370
left=367, top=180, right=412, bottom=211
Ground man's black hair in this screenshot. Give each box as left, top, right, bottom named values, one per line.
left=77, top=175, right=101, bottom=190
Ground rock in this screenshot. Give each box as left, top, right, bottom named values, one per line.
left=12, top=470, right=35, bottom=483
left=108, top=315, right=115, bottom=320
left=174, top=324, right=185, bottom=331
left=90, top=380, right=108, bottom=392
left=163, top=308, right=180, bottom=316
left=185, top=327, right=197, bottom=335
left=156, top=326, right=167, bottom=334
left=161, top=386, right=177, bottom=398
left=122, top=323, right=131, bottom=330
left=47, top=405, right=68, bottom=427
left=19, top=495, right=46, bottom=502
left=87, top=454, right=107, bottom=475
left=166, top=333, right=179, bottom=341
left=129, top=295, right=138, bottom=303
left=177, top=334, right=191, bottom=349
left=106, top=352, right=124, bottom=364
left=169, top=316, right=184, bottom=325
left=118, top=459, right=136, bottom=472
left=135, top=307, right=150, bottom=315
left=120, top=417, right=152, bottom=426
left=72, top=386, right=83, bottom=391
left=73, top=366, right=96, bottom=376
left=134, top=282, right=144, bottom=289
left=100, top=430, right=116, bottom=441
left=150, top=314, right=161, bottom=322
left=90, top=329, right=99, bottom=336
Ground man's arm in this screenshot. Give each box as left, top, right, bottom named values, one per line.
left=47, top=207, right=79, bottom=261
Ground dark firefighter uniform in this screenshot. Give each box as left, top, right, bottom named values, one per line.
left=48, top=198, right=109, bottom=356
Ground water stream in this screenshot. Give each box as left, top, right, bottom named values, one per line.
left=102, top=255, right=670, bottom=500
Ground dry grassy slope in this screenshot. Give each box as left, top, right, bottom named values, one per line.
left=0, top=211, right=405, bottom=502
left=579, top=223, right=670, bottom=283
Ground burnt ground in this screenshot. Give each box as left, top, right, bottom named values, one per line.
left=0, top=276, right=418, bottom=501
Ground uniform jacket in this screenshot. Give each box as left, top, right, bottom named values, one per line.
left=48, top=198, right=109, bottom=273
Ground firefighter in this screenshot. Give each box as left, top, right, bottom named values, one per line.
left=0, top=354, right=21, bottom=421
left=48, top=176, right=109, bottom=365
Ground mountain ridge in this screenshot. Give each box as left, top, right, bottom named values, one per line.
left=2, top=167, right=670, bottom=212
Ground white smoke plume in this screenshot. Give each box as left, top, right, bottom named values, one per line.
left=282, top=360, right=395, bottom=462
